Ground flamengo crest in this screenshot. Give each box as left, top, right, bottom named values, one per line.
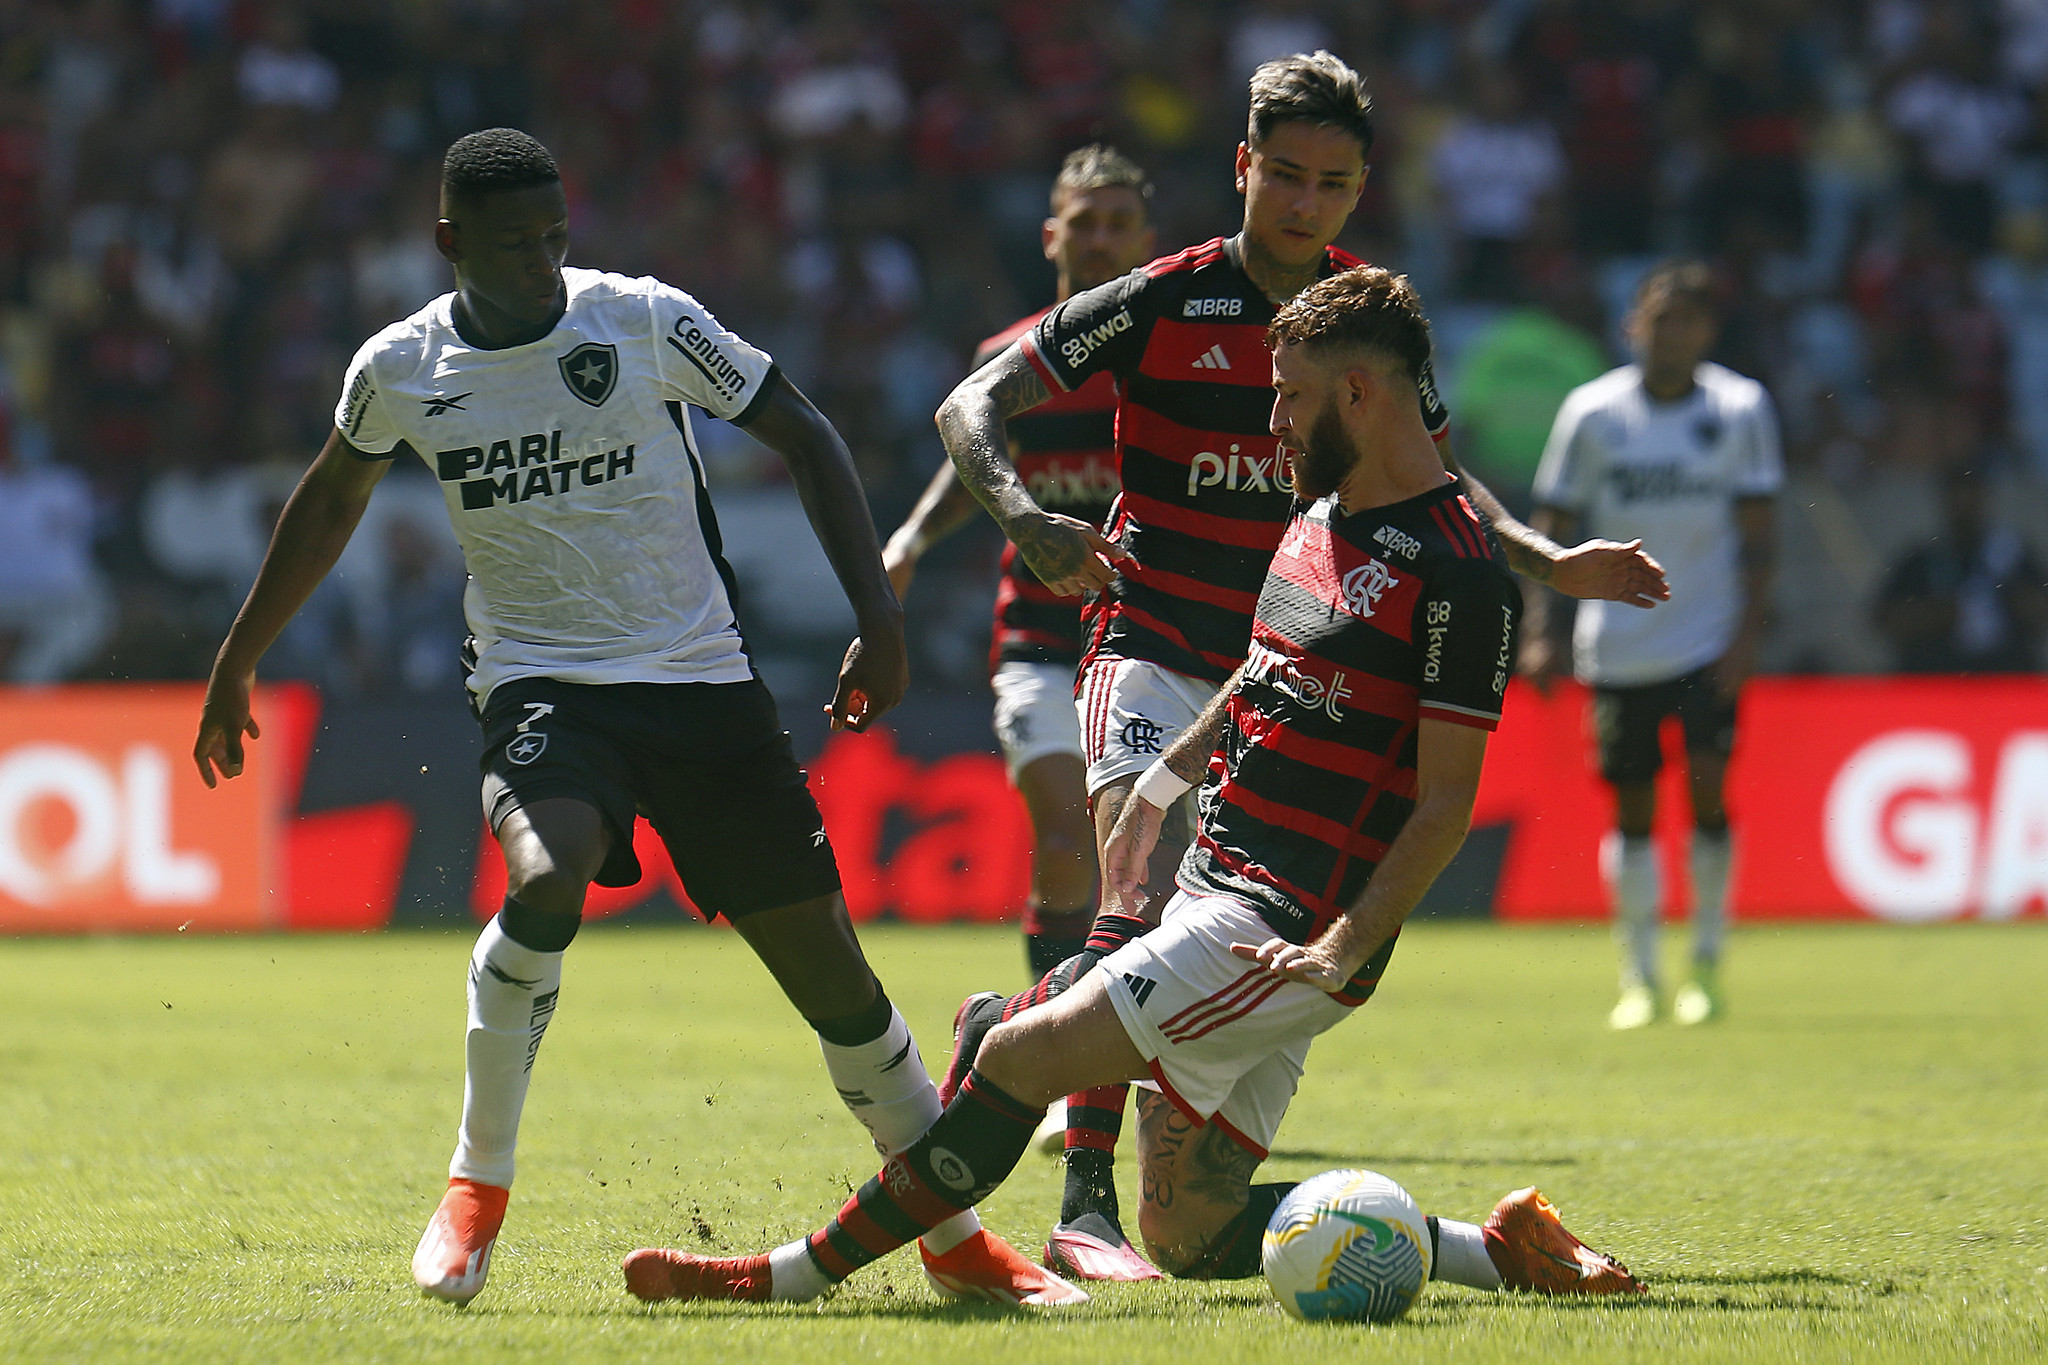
left=558, top=342, right=618, bottom=406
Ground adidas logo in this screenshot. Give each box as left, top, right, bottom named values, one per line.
left=1190, top=344, right=1232, bottom=371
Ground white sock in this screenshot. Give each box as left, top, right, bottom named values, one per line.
left=1690, top=829, right=1732, bottom=967
left=449, top=918, right=562, bottom=1188
left=1609, top=833, right=1661, bottom=992
left=1431, top=1217, right=1502, bottom=1290
left=767, top=1237, right=832, bottom=1302
left=815, top=1004, right=981, bottom=1255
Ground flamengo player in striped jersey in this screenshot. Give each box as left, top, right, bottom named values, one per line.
left=192, top=129, right=1081, bottom=1309
left=882, top=145, right=1163, bottom=1282
left=923, top=52, right=1665, bottom=1282
left=884, top=146, right=1154, bottom=983
left=621, top=267, right=1644, bottom=1305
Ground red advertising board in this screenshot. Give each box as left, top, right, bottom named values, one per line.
left=0, top=684, right=411, bottom=933
left=1476, top=678, right=2048, bottom=922
left=2, top=678, right=2041, bottom=932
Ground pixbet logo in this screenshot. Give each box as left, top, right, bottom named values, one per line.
left=1187, top=444, right=1286, bottom=497
left=1246, top=643, right=1353, bottom=722
left=0, top=744, right=218, bottom=907
left=1823, top=729, right=2048, bottom=920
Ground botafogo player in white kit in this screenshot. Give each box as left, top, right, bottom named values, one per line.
left=1525, top=260, right=1782, bottom=1030
left=193, top=127, right=1085, bottom=1309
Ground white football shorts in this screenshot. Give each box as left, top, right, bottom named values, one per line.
left=989, top=660, right=1084, bottom=779
left=1098, top=890, right=1355, bottom=1158
left=1076, top=654, right=1219, bottom=795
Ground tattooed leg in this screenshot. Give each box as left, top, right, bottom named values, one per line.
left=1132, top=1088, right=1265, bottom=1274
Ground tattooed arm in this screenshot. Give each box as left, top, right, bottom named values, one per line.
left=934, top=341, right=1127, bottom=596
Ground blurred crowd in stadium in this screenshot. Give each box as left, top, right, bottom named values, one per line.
left=1, top=0, right=2044, bottom=699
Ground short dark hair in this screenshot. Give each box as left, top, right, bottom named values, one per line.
left=1051, top=143, right=1152, bottom=210
left=1633, top=259, right=1718, bottom=315
left=442, top=128, right=560, bottom=201
left=1247, top=51, right=1374, bottom=158
left=1267, top=266, right=1432, bottom=381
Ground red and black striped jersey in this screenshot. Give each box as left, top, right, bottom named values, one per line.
left=975, top=310, right=1119, bottom=671
left=1179, top=481, right=1521, bottom=979
left=1020, top=236, right=1451, bottom=685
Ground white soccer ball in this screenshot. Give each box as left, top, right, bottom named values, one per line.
left=1262, top=1168, right=1433, bottom=1323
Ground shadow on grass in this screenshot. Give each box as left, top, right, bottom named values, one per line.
left=620, top=1289, right=1273, bottom=1323
left=1265, top=1149, right=1581, bottom=1169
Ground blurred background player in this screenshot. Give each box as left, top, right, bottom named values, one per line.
left=620, top=267, right=1643, bottom=1308
left=1525, top=261, right=1783, bottom=1030
left=883, top=145, right=1155, bottom=983
left=926, top=50, right=1663, bottom=1285
left=193, top=128, right=1071, bottom=1309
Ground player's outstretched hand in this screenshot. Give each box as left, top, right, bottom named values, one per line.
left=193, top=669, right=260, bottom=789
left=828, top=624, right=910, bottom=732
left=1228, top=941, right=1343, bottom=994
left=1102, top=794, right=1164, bottom=902
left=1549, top=538, right=1669, bottom=608
left=1015, top=511, right=1131, bottom=598
left=1230, top=937, right=1348, bottom=992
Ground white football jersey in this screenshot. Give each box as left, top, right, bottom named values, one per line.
left=1533, top=362, right=1782, bottom=686
left=335, top=267, right=778, bottom=702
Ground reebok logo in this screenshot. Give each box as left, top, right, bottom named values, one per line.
left=1182, top=296, right=1244, bottom=318
left=421, top=392, right=471, bottom=417
left=1190, top=343, right=1232, bottom=371
left=879, top=1038, right=915, bottom=1073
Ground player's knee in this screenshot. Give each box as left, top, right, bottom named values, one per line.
left=503, top=862, right=589, bottom=918
left=973, top=1017, right=1063, bottom=1108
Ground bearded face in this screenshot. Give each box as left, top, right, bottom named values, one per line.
left=1289, top=396, right=1360, bottom=500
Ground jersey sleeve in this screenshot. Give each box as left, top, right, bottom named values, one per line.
left=334, top=336, right=404, bottom=458
left=1415, top=557, right=1522, bottom=730
left=1531, top=386, right=1599, bottom=512
left=1732, top=385, right=1785, bottom=497
left=1023, top=267, right=1154, bottom=393
left=647, top=282, right=781, bottom=425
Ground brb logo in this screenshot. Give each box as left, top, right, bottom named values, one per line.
left=1824, top=730, right=2048, bottom=921
left=1341, top=559, right=1397, bottom=618
left=1187, top=443, right=1287, bottom=497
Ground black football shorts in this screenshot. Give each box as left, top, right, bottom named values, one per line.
left=1591, top=663, right=1740, bottom=786
left=476, top=676, right=841, bottom=919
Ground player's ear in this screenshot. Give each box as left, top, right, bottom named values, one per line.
left=1042, top=216, right=1059, bottom=262
left=434, top=218, right=461, bottom=265
left=1235, top=142, right=1252, bottom=194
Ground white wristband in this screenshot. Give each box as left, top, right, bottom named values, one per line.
left=1132, top=759, right=1194, bottom=810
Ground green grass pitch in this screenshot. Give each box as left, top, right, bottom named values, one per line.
left=3, top=921, right=2044, bottom=1363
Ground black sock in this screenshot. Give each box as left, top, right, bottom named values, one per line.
left=806, top=979, right=893, bottom=1047
left=1026, top=929, right=1091, bottom=979
left=1174, top=1182, right=1296, bottom=1280
left=1060, top=1147, right=1121, bottom=1229
left=497, top=896, right=580, bottom=953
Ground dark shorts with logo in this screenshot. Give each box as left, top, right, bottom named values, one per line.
left=1591, top=663, right=1739, bottom=786
left=476, top=676, right=841, bottom=920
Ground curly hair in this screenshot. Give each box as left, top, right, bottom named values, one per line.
left=1267, top=266, right=1432, bottom=380
left=442, top=128, right=560, bottom=201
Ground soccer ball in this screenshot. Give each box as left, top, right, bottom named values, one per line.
left=1262, top=1169, right=1432, bottom=1323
